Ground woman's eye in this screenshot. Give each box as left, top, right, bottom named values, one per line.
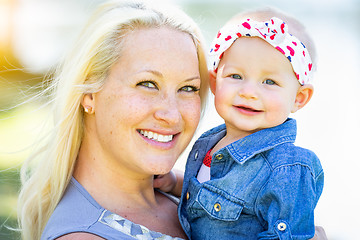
left=230, top=74, right=242, bottom=80
left=137, top=81, right=157, bottom=89
left=263, top=79, right=276, bottom=85
left=179, top=85, right=200, bottom=93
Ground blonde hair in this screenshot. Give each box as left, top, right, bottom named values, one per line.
left=17, top=1, right=208, bottom=239
left=226, top=7, right=317, bottom=71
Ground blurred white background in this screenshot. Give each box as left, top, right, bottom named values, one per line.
left=1, top=0, right=359, bottom=239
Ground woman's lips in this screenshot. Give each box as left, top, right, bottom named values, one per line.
left=138, top=130, right=174, bottom=143
left=137, top=129, right=180, bottom=149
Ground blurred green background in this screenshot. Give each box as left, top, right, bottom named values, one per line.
left=1, top=0, right=359, bottom=239
left=0, top=1, right=42, bottom=236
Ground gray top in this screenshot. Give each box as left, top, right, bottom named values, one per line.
left=41, top=177, right=183, bottom=240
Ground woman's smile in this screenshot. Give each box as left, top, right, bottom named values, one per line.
left=136, top=128, right=181, bottom=150
left=138, top=130, right=174, bottom=143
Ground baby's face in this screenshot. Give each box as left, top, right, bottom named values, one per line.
left=211, top=37, right=301, bottom=138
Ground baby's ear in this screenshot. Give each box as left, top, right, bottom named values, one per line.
left=292, top=84, right=314, bottom=113
left=209, top=70, right=217, bottom=94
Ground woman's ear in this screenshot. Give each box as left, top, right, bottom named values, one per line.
left=209, top=70, right=217, bottom=95
left=81, top=93, right=95, bottom=114
left=291, top=84, right=314, bottom=113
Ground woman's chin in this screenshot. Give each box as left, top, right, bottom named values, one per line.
left=145, top=160, right=176, bottom=175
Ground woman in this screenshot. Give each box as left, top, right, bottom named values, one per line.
left=17, top=1, right=209, bottom=239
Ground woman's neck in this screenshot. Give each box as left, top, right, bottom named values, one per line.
left=74, top=141, right=159, bottom=214
left=74, top=141, right=187, bottom=239
left=74, top=145, right=187, bottom=238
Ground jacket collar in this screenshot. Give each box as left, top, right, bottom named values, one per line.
left=212, top=118, right=297, bottom=164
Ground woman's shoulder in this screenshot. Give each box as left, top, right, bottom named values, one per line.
left=45, top=178, right=104, bottom=227
left=41, top=178, right=110, bottom=239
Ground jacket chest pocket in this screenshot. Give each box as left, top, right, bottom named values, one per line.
left=195, top=184, right=244, bottom=221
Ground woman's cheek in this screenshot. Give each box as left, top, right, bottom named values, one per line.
left=183, top=96, right=201, bottom=130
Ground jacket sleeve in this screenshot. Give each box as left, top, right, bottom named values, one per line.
left=255, top=161, right=324, bottom=240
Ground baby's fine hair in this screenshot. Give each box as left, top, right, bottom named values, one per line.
left=226, top=7, right=317, bottom=71
left=17, top=1, right=209, bottom=239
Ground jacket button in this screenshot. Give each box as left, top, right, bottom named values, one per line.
left=277, top=222, right=287, bottom=231
left=214, top=203, right=221, bottom=212
left=194, top=151, right=199, bottom=159
left=186, top=192, right=190, bottom=200
left=215, top=154, right=223, bottom=160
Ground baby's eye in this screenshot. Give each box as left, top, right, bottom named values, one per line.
left=263, top=79, right=277, bottom=85
left=137, top=81, right=158, bottom=89
left=230, top=74, right=242, bottom=80
left=179, top=85, right=200, bottom=93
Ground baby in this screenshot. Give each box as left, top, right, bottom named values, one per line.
left=157, top=7, right=324, bottom=240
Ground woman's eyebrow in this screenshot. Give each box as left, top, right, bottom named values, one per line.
left=137, top=69, right=200, bottom=82
left=137, top=69, right=163, bottom=77
left=185, top=76, right=201, bottom=82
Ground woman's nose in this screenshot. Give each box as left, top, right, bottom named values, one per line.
left=154, top=95, right=181, bottom=125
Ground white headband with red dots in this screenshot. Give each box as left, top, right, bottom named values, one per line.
left=209, top=17, right=313, bottom=85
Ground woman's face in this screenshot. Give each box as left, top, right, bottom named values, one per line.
left=92, top=27, right=201, bottom=176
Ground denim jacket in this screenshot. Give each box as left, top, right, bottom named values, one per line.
left=178, top=118, right=324, bottom=240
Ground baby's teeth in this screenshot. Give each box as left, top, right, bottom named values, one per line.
left=148, top=131, right=153, bottom=139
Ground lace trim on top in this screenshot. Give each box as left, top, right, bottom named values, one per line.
left=98, top=210, right=184, bottom=240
